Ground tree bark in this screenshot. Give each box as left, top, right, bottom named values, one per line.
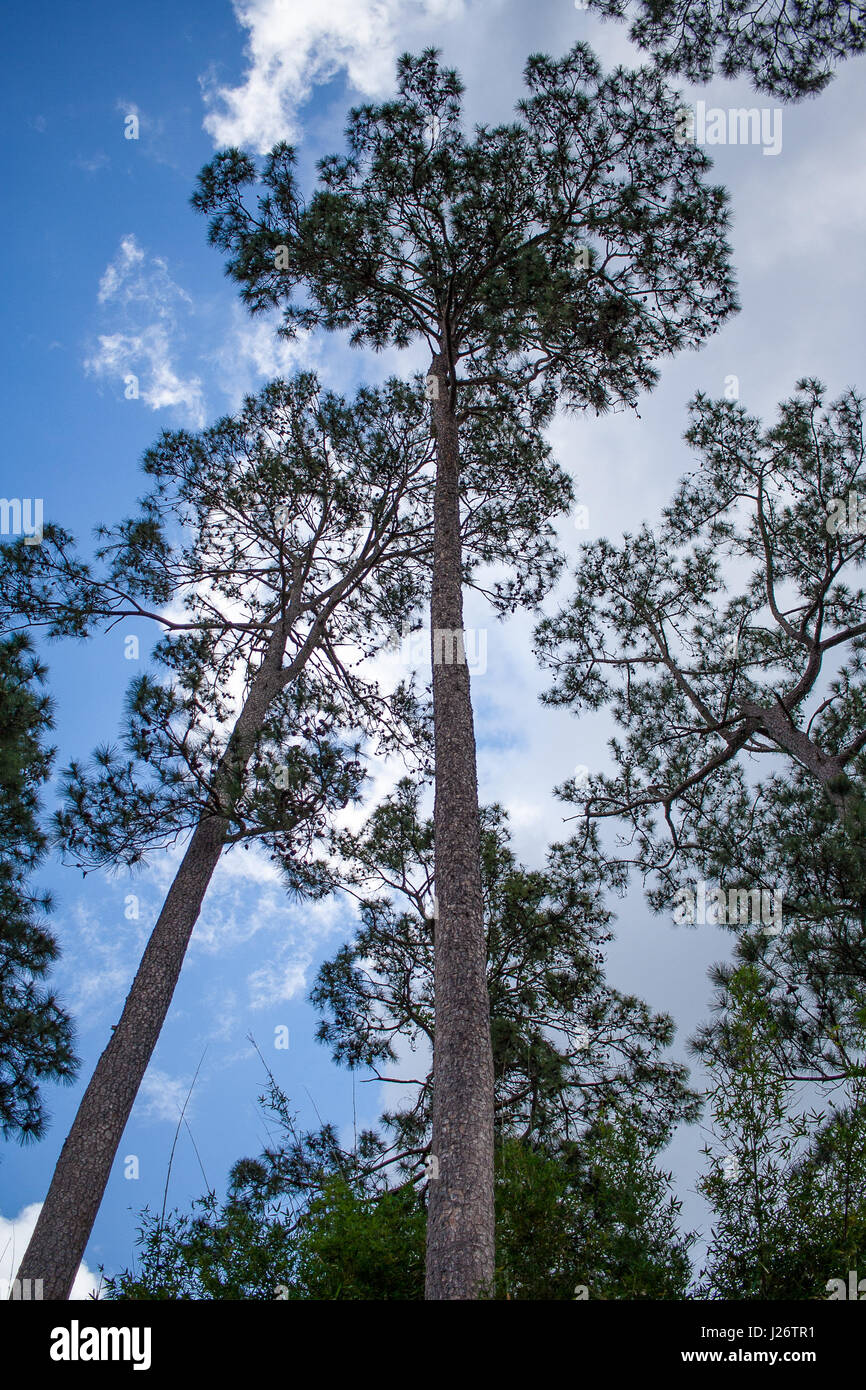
left=740, top=699, right=861, bottom=813
left=425, top=352, right=496, bottom=1300
left=13, top=637, right=286, bottom=1300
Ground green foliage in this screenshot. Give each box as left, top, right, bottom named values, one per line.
left=55, top=673, right=365, bottom=896
left=689, top=758, right=866, bottom=1088
left=3, top=375, right=454, bottom=886
left=538, top=381, right=866, bottom=897
left=104, top=1079, right=690, bottom=1301
left=100, top=1188, right=298, bottom=1302
left=103, top=1067, right=427, bottom=1302
left=0, top=633, right=77, bottom=1141
left=105, top=1176, right=426, bottom=1303
left=538, top=380, right=866, bottom=1095
left=193, top=42, right=736, bottom=1293
left=0, top=367, right=579, bottom=880
left=288, top=1179, right=426, bottom=1300
left=1, top=373, right=436, bottom=653
left=698, top=963, right=866, bottom=1299
left=495, top=1127, right=693, bottom=1300
left=586, top=0, right=865, bottom=99
left=317, top=778, right=698, bottom=1165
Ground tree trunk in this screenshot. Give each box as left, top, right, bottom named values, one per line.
left=13, top=639, right=286, bottom=1300
left=425, top=352, right=496, bottom=1300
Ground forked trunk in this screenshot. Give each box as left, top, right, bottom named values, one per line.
left=425, top=352, right=496, bottom=1299
left=13, top=638, right=286, bottom=1300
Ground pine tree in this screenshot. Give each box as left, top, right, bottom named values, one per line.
left=586, top=0, right=866, bottom=99
left=0, top=634, right=77, bottom=1143
left=103, top=1120, right=694, bottom=1301
left=5, top=374, right=431, bottom=1300
left=193, top=43, right=737, bottom=1295
left=494, top=1125, right=693, bottom=1300
left=103, top=909, right=696, bottom=1303
left=686, top=752, right=866, bottom=1091
left=102, top=782, right=698, bottom=1302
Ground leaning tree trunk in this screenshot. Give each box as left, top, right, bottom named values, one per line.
left=13, top=637, right=286, bottom=1300
left=425, top=351, right=496, bottom=1300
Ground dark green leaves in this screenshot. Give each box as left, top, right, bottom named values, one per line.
left=0, top=635, right=78, bottom=1141
left=585, top=0, right=866, bottom=99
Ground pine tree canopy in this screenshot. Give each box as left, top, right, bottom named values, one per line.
left=697, top=962, right=866, bottom=1299
left=585, top=1, right=865, bottom=100
left=192, top=42, right=737, bottom=1297
left=0, top=370, right=573, bottom=881
left=193, top=45, right=737, bottom=419
left=0, top=370, right=573, bottom=644
left=537, top=378, right=866, bottom=1104
left=686, top=753, right=866, bottom=1089
left=101, top=1087, right=693, bottom=1302
left=537, top=379, right=866, bottom=877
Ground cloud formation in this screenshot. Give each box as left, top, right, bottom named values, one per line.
left=85, top=234, right=205, bottom=425
left=202, top=0, right=467, bottom=152
left=210, top=305, right=317, bottom=409
left=138, top=1068, right=197, bottom=1124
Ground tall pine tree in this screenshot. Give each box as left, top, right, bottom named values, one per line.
left=193, top=43, right=737, bottom=1295
left=320, top=776, right=697, bottom=1165
left=6, top=374, right=432, bottom=1300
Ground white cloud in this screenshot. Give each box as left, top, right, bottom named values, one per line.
left=0, top=1204, right=103, bottom=1300
left=96, top=234, right=190, bottom=313
left=246, top=893, right=348, bottom=1008
left=87, top=326, right=205, bottom=422
left=193, top=880, right=282, bottom=953
left=60, top=899, right=147, bottom=1028
left=138, top=1068, right=196, bottom=1124
left=202, top=0, right=468, bottom=152
left=210, top=305, right=317, bottom=409
left=247, top=951, right=310, bottom=1009
left=85, top=234, right=205, bottom=426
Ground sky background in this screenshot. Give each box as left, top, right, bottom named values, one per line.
left=2, top=0, right=865, bottom=1296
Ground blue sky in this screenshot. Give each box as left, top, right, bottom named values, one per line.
left=2, top=0, right=865, bottom=1294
